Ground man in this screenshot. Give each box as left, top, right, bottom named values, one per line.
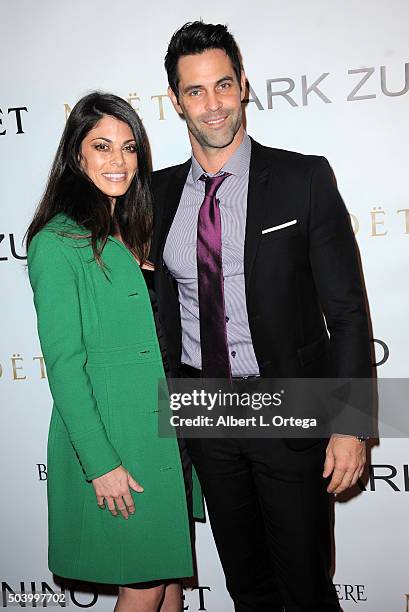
left=151, top=21, right=372, bottom=612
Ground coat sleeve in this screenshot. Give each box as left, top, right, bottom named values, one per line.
left=28, top=230, right=122, bottom=481
left=308, top=157, right=372, bottom=379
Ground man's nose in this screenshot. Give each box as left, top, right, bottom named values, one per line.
left=205, top=90, right=222, bottom=112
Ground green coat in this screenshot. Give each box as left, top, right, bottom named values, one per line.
left=28, top=213, right=202, bottom=585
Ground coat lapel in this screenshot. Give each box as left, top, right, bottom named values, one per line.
left=244, top=139, right=272, bottom=294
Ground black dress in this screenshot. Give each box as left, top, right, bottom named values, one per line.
left=141, top=268, right=192, bottom=501
left=141, top=268, right=170, bottom=376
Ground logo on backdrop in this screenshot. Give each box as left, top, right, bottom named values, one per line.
left=348, top=207, right=409, bottom=238
left=36, top=463, right=409, bottom=491
left=1, top=581, right=211, bottom=610
left=0, top=355, right=46, bottom=381
left=371, top=339, right=389, bottom=367
left=0, top=337, right=388, bottom=384
left=246, top=63, right=409, bottom=109
left=0, top=107, right=28, bottom=135
left=1, top=579, right=372, bottom=608
left=358, top=464, right=409, bottom=492
left=0, top=233, right=26, bottom=261
left=182, top=587, right=211, bottom=610
left=37, top=464, right=47, bottom=480
left=64, top=92, right=170, bottom=122
left=334, top=584, right=367, bottom=604
left=63, top=62, right=409, bottom=122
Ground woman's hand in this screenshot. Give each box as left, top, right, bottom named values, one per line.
left=92, top=465, right=144, bottom=519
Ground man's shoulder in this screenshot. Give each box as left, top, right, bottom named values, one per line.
left=251, top=138, right=327, bottom=174
left=151, top=159, right=191, bottom=187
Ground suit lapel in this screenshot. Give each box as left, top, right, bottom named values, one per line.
left=155, top=160, right=191, bottom=265
left=244, top=139, right=272, bottom=294
left=155, top=140, right=273, bottom=287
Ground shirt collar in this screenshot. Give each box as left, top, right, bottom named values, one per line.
left=191, top=131, right=251, bottom=182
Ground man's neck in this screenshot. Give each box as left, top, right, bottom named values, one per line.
left=191, top=126, right=245, bottom=174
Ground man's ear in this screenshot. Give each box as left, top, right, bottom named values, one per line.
left=240, top=71, right=247, bottom=102
left=168, top=86, right=183, bottom=116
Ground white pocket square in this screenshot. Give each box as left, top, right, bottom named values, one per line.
left=262, top=219, right=297, bottom=234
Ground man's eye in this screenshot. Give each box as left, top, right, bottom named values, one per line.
left=189, top=89, right=201, bottom=97
left=218, top=82, right=231, bottom=90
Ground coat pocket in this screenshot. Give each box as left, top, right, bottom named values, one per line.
left=262, top=219, right=297, bottom=234
left=261, top=220, right=300, bottom=240
left=86, top=343, right=161, bottom=367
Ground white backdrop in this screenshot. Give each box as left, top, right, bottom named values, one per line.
left=1, top=1, right=408, bottom=610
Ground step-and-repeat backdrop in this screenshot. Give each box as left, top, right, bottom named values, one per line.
left=1, top=1, right=408, bottom=610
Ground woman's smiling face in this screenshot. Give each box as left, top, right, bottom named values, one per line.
left=80, top=115, right=138, bottom=200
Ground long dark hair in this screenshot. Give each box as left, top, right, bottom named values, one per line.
left=165, top=21, right=243, bottom=98
left=26, top=91, right=153, bottom=265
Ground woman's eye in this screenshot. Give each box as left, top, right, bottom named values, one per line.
left=94, top=143, right=109, bottom=151
left=124, top=144, right=137, bottom=153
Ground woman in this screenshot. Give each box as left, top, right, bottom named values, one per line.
left=26, top=92, right=195, bottom=612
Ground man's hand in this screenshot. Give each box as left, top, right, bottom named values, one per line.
left=92, top=465, right=144, bottom=519
left=323, top=434, right=366, bottom=494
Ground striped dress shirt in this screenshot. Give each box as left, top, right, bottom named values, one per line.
left=163, top=132, right=260, bottom=376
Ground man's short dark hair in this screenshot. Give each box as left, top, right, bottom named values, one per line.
left=165, top=21, right=243, bottom=97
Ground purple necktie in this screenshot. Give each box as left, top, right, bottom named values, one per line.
left=197, top=172, right=231, bottom=378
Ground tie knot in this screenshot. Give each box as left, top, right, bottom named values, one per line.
left=200, top=172, right=230, bottom=199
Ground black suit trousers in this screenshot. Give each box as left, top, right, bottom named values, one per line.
left=185, top=377, right=340, bottom=612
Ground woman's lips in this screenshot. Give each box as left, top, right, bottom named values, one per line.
left=102, top=173, right=127, bottom=182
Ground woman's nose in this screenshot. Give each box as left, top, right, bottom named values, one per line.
left=110, top=149, right=125, bottom=165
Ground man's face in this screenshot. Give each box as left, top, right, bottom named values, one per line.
left=168, top=48, right=246, bottom=151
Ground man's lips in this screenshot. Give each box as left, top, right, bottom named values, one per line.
left=203, top=115, right=228, bottom=127
left=102, top=173, right=127, bottom=182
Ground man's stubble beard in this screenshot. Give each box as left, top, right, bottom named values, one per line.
left=186, top=107, right=243, bottom=151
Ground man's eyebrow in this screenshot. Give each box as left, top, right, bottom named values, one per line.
left=216, top=76, right=234, bottom=84
left=182, top=84, right=203, bottom=94
left=182, top=75, right=234, bottom=94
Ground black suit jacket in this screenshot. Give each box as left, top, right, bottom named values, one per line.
left=151, top=138, right=372, bottom=391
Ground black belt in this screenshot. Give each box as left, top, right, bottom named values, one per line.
left=180, top=363, right=260, bottom=380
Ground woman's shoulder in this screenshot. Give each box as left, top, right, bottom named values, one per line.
left=29, top=214, right=88, bottom=249
left=28, top=214, right=90, bottom=265
left=42, top=212, right=87, bottom=236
